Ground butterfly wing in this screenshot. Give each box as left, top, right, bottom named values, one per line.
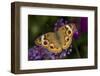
left=35, top=32, right=62, bottom=54
left=35, top=24, right=74, bottom=53
left=57, top=25, right=73, bottom=50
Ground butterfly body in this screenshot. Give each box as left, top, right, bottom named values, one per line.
left=35, top=24, right=74, bottom=54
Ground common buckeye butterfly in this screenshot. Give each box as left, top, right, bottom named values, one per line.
left=35, top=24, right=75, bottom=54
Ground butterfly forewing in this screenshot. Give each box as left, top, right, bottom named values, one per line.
left=57, top=25, right=73, bottom=50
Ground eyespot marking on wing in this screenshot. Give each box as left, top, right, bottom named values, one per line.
left=49, top=43, right=54, bottom=49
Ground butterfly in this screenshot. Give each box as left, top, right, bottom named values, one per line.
left=34, top=24, right=74, bottom=54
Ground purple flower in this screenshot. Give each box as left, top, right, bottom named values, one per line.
left=28, top=45, right=73, bottom=60
left=73, top=31, right=79, bottom=39
left=28, top=45, right=47, bottom=60
left=60, top=51, right=67, bottom=58
left=54, top=18, right=68, bottom=31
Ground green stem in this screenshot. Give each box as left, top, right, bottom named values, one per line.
left=73, top=42, right=81, bottom=58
